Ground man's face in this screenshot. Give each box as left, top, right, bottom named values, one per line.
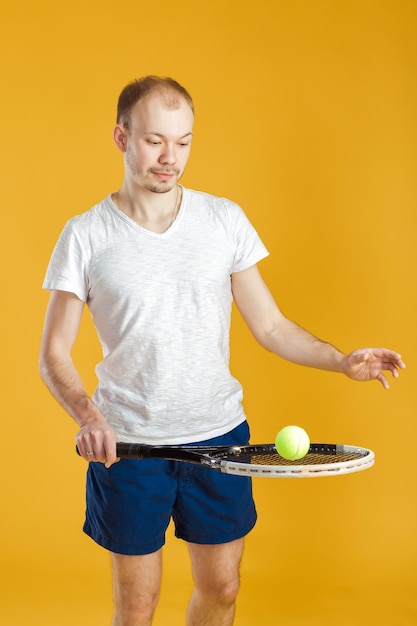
left=119, top=92, right=194, bottom=194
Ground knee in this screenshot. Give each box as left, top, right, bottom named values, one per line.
left=218, top=577, right=240, bottom=606
left=198, top=574, right=240, bottom=606
left=113, top=593, right=159, bottom=625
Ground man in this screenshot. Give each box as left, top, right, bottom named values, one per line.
left=39, top=76, right=405, bottom=626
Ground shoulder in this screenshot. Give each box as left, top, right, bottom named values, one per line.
left=64, top=196, right=113, bottom=232
left=182, top=187, right=247, bottom=223
left=58, top=196, right=126, bottom=254
left=183, top=186, right=237, bottom=208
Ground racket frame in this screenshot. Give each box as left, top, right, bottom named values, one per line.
left=114, top=442, right=375, bottom=478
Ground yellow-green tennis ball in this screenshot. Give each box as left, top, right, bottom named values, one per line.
left=275, top=425, right=310, bottom=461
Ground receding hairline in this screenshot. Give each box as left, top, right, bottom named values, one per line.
left=138, top=87, right=193, bottom=112
left=116, top=76, right=194, bottom=128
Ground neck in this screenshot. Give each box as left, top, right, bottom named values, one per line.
left=112, top=184, right=181, bottom=233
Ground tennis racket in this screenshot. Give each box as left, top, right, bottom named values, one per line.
left=83, top=442, right=374, bottom=478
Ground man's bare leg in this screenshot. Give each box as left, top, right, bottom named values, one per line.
left=186, top=538, right=244, bottom=626
left=111, top=550, right=162, bottom=626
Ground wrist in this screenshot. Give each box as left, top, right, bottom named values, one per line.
left=336, top=353, right=348, bottom=375
left=73, top=397, right=105, bottom=428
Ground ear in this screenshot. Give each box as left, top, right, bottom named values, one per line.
left=113, top=124, right=128, bottom=153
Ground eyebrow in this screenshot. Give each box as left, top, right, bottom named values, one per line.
left=146, top=132, right=193, bottom=140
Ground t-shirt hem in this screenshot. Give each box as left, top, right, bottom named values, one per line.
left=114, top=415, right=248, bottom=446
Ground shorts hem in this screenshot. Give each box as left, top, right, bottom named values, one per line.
left=175, top=512, right=257, bottom=545
left=83, top=524, right=165, bottom=556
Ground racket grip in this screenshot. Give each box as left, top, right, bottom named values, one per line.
left=116, top=442, right=154, bottom=458
left=75, top=443, right=154, bottom=458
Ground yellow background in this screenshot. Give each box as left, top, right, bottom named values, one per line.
left=1, top=0, right=416, bottom=624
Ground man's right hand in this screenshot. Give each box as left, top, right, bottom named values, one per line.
left=76, top=414, right=119, bottom=468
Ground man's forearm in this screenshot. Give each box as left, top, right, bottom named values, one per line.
left=39, top=352, right=104, bottom=427
left=262, top=318, right=346, bottom=373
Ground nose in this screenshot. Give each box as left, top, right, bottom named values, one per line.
left=159, top=142, right=176, bottom=165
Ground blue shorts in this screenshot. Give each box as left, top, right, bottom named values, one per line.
left=83, top=421, right=257, bottom=555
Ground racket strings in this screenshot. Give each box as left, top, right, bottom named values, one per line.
left=215, top=450, right=368, bottom=466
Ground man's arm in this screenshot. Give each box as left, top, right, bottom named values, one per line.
left=39, top=290, right=118, bottom=466
left=231, top=265, right=405, bottom=388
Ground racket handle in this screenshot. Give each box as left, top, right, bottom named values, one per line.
left=75, top=442, right=154, bottom=458
left=116, top=442, right=154, bottom=458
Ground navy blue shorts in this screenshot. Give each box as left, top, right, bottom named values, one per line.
left=83, top=421, right=257, bottom=555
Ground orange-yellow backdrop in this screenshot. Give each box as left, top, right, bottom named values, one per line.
left=1, top=1, right=416, bottom=624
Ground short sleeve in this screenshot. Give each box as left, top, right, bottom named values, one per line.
left=225, top=200, right=269, bottom=273
left=42, top=220, right=89, bottom=302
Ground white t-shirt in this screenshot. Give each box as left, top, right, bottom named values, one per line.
left=43, top=187, right=269, bottom=444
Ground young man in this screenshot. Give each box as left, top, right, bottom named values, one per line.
left=39, top=76, right=405, bottom=626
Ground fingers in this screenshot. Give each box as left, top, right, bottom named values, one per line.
left=381, top=358, right=405, bottom=385
left=76, top=424, right=119, bottom=468
left=351, top=348, right=404, bottom=365
left=374, top=355, right=406, bottom=388
left=376, top=371, right=389, bottom=390
left=346, top=348, right=405, bottom=388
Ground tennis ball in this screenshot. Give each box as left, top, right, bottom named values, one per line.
left=275, top=425, right=310, bottom=461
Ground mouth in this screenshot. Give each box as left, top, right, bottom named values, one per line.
left=152, top=170, right=177, bottom=180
